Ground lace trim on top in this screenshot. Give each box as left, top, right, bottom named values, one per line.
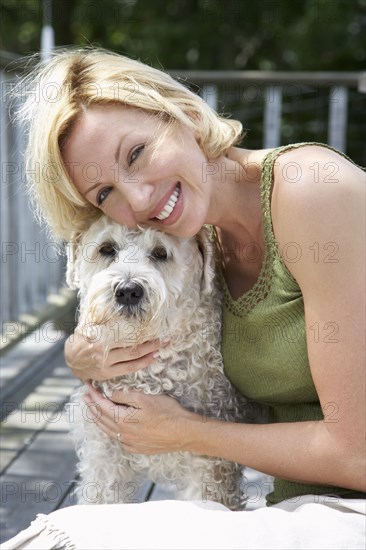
left=209, top=142, right=360, bottom=318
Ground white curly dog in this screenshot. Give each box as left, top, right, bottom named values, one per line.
left=66, top=216, right=249, bottom=510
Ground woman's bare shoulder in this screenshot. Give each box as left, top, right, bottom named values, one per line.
left=272, top=144, right=364, bottom=189
left=270, top=143, right=365, bottom=277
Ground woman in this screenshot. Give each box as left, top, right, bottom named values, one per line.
left=7, top=47, right=365, bottom=549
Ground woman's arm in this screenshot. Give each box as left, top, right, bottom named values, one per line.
left=84, top=146, right=365, bottom=492
left=261, top=145, right=365, bottom=489
left=85, top=381, right=364, bottom=493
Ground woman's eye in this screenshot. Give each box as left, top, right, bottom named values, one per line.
left=96, top=187, right=113, bottom=206
left=129, top=144, right=145, bottom=166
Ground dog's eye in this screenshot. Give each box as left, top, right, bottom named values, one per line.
left=150, top=246, right=168, bottom=261
left=99, top=243, right=117, bottom=257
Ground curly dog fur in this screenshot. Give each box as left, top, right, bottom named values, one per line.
left=66, top=217, right=248, bottom=510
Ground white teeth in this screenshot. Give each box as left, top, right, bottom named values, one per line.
left=156, top=184, right=180, bottom=221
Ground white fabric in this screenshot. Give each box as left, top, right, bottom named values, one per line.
left=1, top=496, right=365, bottom=550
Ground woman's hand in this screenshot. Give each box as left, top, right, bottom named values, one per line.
left=64, top=327, right=168, bottom=382
left=83, top=384, right=198, bottom=455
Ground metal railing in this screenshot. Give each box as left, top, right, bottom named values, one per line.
left=1, top=51, right=365, bottom=350
left=1, top=56, right=75, bottom=351
left=172, top=70, right=365, bottom=164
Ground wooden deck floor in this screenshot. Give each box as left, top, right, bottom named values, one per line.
left=0, top=326, right=272, bottom=544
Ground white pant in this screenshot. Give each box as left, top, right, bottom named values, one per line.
left=2, top=496, right=365, bottom=550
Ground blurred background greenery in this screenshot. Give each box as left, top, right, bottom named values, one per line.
left=1, top=0, right=365, bottom=70
left=1, top=0, right=365, bottom=161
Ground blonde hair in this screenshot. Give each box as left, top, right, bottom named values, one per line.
left=16, top=47, right=244, bottom=241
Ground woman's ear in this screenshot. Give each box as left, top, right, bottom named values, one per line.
left=65, top=234, right=82, bottom=290
left=195, top=226, right=217, bottom=296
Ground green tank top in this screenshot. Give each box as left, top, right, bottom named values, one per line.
left=213, top=142, right=365, bottom=505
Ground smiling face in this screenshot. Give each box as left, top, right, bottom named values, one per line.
left=61, top=104, right=212, bottom=238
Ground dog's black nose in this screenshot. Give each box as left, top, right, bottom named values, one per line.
left=114, top=283, right=144, bottom=306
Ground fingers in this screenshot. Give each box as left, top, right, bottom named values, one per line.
left=84, top=387, right=127, bottom=424
left=86, top=383, right=134, bottom=406
left=64, top=330, right=169, bottom=382
left=108, top=338, right=160, bottom=363
left=105, top=350, right=159, bottom=377
left=109, top=337, right=164, bottom=353
left=64, top=333, right=78, bottom=369
left=83, top=387, right=142, bottom=446
left=82, top=386, right=190, bottom=455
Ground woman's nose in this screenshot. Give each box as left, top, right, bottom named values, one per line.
left=119, top=173, right=154, bottom=214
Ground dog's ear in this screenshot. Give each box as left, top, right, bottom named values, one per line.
left=195, top=226, right=217, bottom=296
left=65, top=233, right=82, bottom=290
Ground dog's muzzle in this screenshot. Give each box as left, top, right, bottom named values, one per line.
left=114, top=282, right=144, bottom=307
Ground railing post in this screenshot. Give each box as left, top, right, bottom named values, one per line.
left=201, top=83, right=218, bottom=111
left=328, top=86, right=348, bottom=152
left=1, top=65, right=69, bottom=336
left=358, top=73, right=366, bottom=93
left=14, top=118, right=29, bottom=318
left=263, top=85, right=282, bottom=148
left=0, top=70, right=11, bottom=328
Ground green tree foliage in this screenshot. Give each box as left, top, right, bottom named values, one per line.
left=1, top=0, right=365, bottom=70
left=1, top=0, right=365, bottom=163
